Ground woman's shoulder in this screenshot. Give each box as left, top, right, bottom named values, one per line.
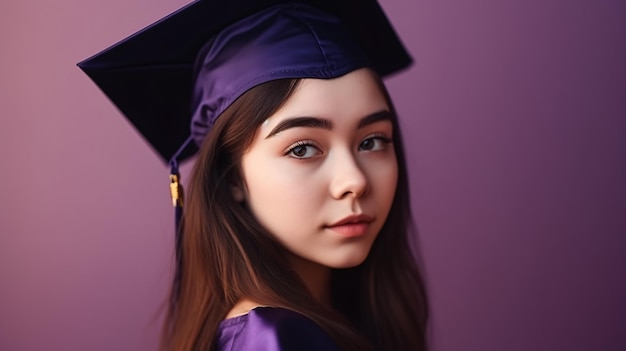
left=215, top=307, right=341, bottom=351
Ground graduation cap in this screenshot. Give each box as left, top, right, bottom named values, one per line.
left=77, top=0, right=412, bottom=165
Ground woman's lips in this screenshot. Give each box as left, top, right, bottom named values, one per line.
left=326, top=222, right=370, bottom=237
left=325, top=214, right=374, bottom=237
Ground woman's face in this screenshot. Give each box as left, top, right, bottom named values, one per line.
left=238, top=68, right=398, bottom=269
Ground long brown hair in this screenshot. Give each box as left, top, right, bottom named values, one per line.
left=161, top=75, right=428, bottom=350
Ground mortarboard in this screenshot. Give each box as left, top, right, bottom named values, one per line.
left=77, top=0, right=412, bottom=165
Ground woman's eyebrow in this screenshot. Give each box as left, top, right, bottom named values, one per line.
left=357, top=110, right=393, bottom=129
left=265, top=110, right=392, bottom=139
left=265, top=117, right=332, bottom=138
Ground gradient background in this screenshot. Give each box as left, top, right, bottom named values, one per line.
left=1, top=0, right=625, bottom=350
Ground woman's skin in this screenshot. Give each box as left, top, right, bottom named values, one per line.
left=228, top=68, right=398, bottom=317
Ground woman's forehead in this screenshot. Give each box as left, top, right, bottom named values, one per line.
left=261, top=69, right=389, bottom=130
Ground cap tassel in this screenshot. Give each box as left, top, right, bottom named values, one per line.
left=168, top=137, right=193, bottom=301
left=169, top=170, right=184, bottom=227
left=169, top=159, right=184, bottom=301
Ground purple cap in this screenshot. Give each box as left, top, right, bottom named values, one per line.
left=77, top=0, right=412, bottom=164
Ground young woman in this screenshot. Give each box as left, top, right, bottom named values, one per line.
left=80, top=1, right=428, bottom=350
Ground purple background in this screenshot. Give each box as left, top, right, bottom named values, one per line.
left=1, top=0, right=625, bottom=350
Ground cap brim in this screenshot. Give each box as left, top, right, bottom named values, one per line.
left=78, top=0, right=412, bottom=163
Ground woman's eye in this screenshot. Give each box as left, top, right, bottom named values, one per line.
left=359, top=135, right=392, bottom=151
left=285, top=141, right=321, bottom=159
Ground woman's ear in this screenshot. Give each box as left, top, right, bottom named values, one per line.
left=230, top=181, right=246, bottom=202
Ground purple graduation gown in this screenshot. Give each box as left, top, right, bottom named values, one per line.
left=215, top=307, right=342, bottom=351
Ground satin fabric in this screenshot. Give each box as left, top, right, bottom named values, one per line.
left=215, top=307, right=341, bottom=351
left=190, top=3, right=370, bottom=146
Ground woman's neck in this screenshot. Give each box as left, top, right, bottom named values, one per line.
left=288, top=255, right=332, bottom=306
left=225, top=255, right=332, bottom=320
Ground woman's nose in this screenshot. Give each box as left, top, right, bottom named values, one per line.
left=329, top=151, right=369, bottom=199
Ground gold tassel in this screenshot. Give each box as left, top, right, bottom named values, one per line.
left=169, top=173, right=184, bottom=208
